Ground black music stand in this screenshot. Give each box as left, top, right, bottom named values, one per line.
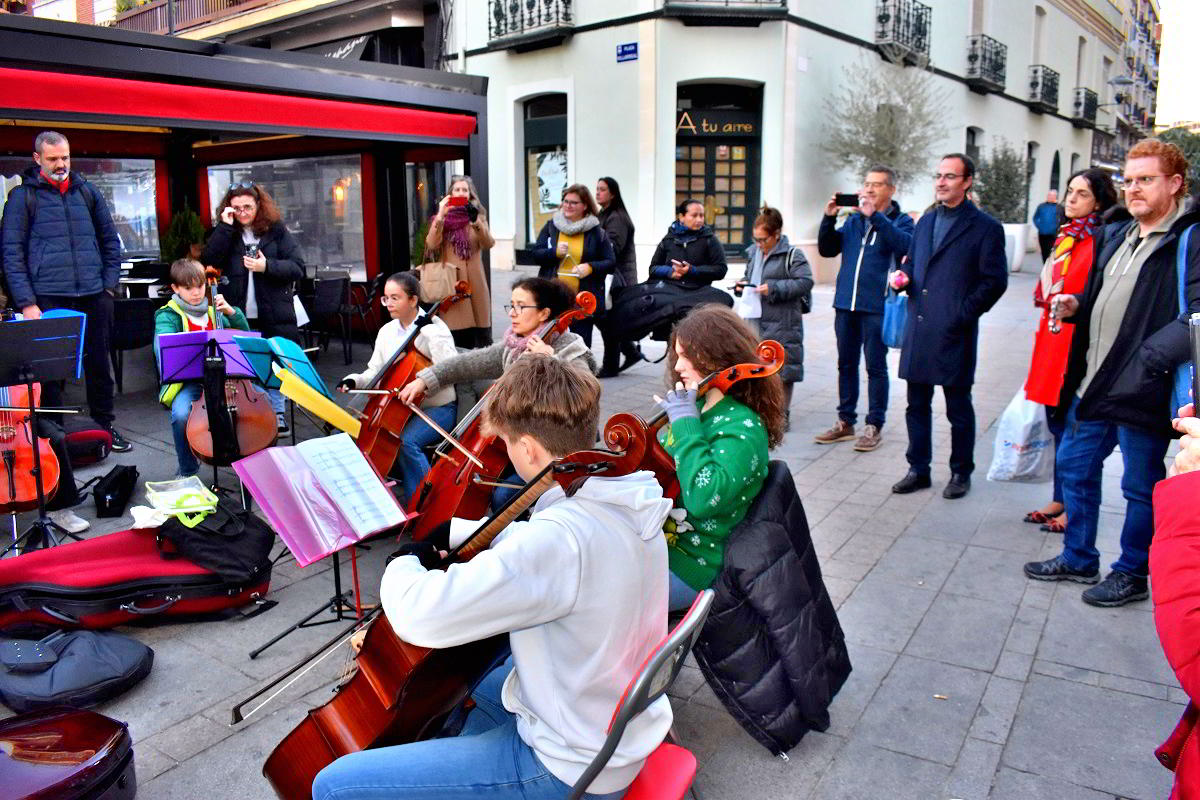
left=0, top=315, right=85, bottom=557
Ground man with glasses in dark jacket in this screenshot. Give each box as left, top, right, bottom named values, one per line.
left=1024, top=138, right=1200, bottom=607
left=816, top=165, right=914, bottom=452
left=0, top=131, right=131, bottom=451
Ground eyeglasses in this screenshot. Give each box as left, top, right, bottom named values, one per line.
left=380, top=295, right=408, bottom=305
left=231, top=204, right=256, bottom=213
left=752, top=236, right=773, bottom=244
left=562, top=199, right=584, bottom=206
left=932, top=173, right=963, bottom=181
left=228, top=180, right=255, bottom=192
left=504, top=303, right=539, bottom=315
left=1124, top=175, right=1167, bottom=187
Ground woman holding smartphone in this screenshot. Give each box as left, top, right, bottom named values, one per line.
left=202, top=181, right=304, bottom=429
left=648, top=199, right=727, bottom=289
left=425, top=175, right=494, bottom=349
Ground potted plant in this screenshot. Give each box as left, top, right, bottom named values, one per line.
left=974, top=138, right=1031, bottom=273
left=159, top=202, right=207, bottom=263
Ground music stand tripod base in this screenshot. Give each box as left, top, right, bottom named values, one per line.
left=248, top=548, right=357, bottom=660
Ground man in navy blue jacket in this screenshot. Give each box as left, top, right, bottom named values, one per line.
left=890, top=153, right=1007, bottom=499
left=816, top=166, right=914, bottom=452
left=0, top=131, right=131, bottom=451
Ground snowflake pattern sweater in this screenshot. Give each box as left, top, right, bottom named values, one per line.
left=660, top=394, right=769, bottom=591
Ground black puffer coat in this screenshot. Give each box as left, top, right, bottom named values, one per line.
left=201, top=220, right=305, bottom=343
left=693, top=460, right=852, bottom=755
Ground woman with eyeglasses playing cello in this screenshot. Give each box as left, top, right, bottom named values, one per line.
left=202, top=180, right=305, bottom=432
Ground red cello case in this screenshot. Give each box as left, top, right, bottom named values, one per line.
left=0, top=707, right=136, bottom=799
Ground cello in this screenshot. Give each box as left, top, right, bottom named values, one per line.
left=184, top=267, right=277, bottom=466
left=0, top=310, right=60, bottom=513
left=251, top=432, right=652, bottom=800
left=401, top=290, right=597, bottom=542
left=352, top=281, right=470, bottom=477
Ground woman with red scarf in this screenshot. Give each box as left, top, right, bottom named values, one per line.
left=1022, top=169, right=1121, bottom=532
left=425, top=175, right=494, bottom=349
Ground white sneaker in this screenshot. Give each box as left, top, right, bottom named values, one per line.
left=49, top=509, right=90, bottom=534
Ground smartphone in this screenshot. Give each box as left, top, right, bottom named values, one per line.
left=1190, top=312, right=1200, bottom=413
left=245, top=243, right=260, bottom=258
left=835, top=193, right=860, bottom=207
left=448, top=196, right=469, bottom=207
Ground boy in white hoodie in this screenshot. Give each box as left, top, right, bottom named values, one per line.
left=312, top=355, right=674, bottom=800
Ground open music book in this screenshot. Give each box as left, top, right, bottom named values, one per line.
left=234, top=433, right=411, bottom=566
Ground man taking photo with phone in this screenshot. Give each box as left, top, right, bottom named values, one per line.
left=815, top=165, right=914, bottom=452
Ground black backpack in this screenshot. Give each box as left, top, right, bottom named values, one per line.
left=156, top=498, right=275, bottom=585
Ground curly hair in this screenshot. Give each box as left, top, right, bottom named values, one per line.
left=214, top=182, right=282, bottom=236
left=1127, top=139, right=1189, bottom=199
left=666, top=305, right=787, bottom=448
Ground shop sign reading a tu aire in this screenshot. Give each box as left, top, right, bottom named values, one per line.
left=675, top=110, right=757, bottom=137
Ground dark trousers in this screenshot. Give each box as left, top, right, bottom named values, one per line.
left=598, top=319, right=640, bottom=373
left=569, top=318, right=594, bottom=349
left=834, top=309, right=889, bottom=428
left=38, top=418, right=80, bottom=511
left=1038, top=233, right=1056, bottom=262
left=38, top=292, right=115, bottom=428
left=905, top=381, right=975, bottom=476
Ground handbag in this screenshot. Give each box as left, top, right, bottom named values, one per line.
left=416, top=261, right=457, bottom=304
left=156, top=498, right=275, bottom=585
left=92, top=465, right=138, bottom=518
left=1172, top=225, right=1196, bottom=416
left=882, top=288, right=908, bottom=349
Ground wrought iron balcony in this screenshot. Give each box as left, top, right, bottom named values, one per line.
left=1072, top=87, right=1097, bottom=128
left=1028, top=64, right=1059, bottom=114
left=965, top=34, right=1006, bottom=94
left=113, top=0, right=275, bottom=35
left=662, top=0, right=787, bottom=27
left=489, top=0, right=573, bottom=51
left=875, top=0, right=931, bottom=65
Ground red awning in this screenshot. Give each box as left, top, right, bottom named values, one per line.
left=0, top=66, right=477, bottom=142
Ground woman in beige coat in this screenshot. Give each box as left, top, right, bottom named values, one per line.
left=424, top=175, right=494, bottom=348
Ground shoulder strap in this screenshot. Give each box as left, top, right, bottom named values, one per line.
left=24, top=184, right=35, bottom=222
left=1178, top=224, right=1196, bottom=315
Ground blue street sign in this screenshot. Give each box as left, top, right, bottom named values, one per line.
left=617, top=43, right=638, bottom=63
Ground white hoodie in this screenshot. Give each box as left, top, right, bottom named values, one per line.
left=380, top=470, right=674, bottom=794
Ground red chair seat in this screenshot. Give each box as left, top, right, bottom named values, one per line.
left=623, top=742, right=697, bottom=800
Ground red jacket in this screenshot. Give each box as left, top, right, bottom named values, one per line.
left=1152, top=470, right=1200, bottom=799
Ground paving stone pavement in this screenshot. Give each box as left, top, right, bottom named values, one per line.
left=0, top=253, right=1182, bottom=799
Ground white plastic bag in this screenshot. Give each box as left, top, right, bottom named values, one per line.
left=986, top=390, right=1055, bottom=482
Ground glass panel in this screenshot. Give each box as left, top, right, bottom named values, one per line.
left=208, top=154, right=365, bottom=280
left=717, top=230, right=730, bottom=244
left=732, top=146, right=746, bottom=160
left=715, top=162, right=731, bottom=176
left=731, top=214, right=745, bottom=229
left=716, top=193, right=730, bottom=208
left=675, top=193, right=688, bottom=208
left=732, top=193, right=746, bottom=206
left=690, top=146, right=705, bottom=159
left=675, top=177, right=687, bottom=191
left=675, top=161, right=687, bottom=175
left=732, top=162, right=747, bottom=176
left=714, top=178, right=730, bottom=191
left=675, top=146, right=688, bottom=159
left=690, top=177, right=705, bottom=191
left=716, top=215, right=729, bottom=228
left=690, top=160, right=705, bottom=173
left=732, top=178, right=746, bottom=191
left=715, top=145, right=730, bottom=160
left=0, top=156, right=161, bottom=259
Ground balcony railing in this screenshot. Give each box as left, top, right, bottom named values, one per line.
left=488, top=0, right=573, bottom=50
left=1071, top=87, right=1097, bottom=128
left=112, top=0, right=275, bottom=35
left=1028, top=64, right=1059, bottom=114
left=965, top=34, right=1006, bottom=94
left=662, top=0, right=787, bottom=27
left=875, top=0, right=931, bottom=65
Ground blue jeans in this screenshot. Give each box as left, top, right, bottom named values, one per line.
left=395, top=403, right=456, bottom=505
left=1047, top=411, right=1066, bottom=505
left=267, top=387, right=286, bottom=415
left=169, top=383, right=204, bottom=477
left=1057, top=396, right=1169, bottom=577
left=312, top=660, right=625, bottom=800
left=834, top=309, right=888, bottom=428
left=668, top=570, right=699, bottom=612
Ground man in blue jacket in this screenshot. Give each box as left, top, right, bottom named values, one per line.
left=816, top=165, right=914, bottom=452
left=0, top=131, right=131, bottom=451
left=1032, top=190, right=1060, bottom=262
left=890, top=153, right=1007, bottom=499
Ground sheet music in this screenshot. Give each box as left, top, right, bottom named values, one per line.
left=295, top=433, right=405, bottom=537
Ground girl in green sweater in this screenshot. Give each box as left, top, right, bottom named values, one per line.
left=656, top=305, right=787, bottom=610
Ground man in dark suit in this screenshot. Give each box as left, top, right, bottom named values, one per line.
left=890, top=153, right=1008, bottom=498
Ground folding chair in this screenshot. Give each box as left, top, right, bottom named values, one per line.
left=568, top=589, right=715, bottom=800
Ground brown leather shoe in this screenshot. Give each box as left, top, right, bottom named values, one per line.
left=853, top=424, right=882, bottom=451
left=814, top=420, right=855, bottom=444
